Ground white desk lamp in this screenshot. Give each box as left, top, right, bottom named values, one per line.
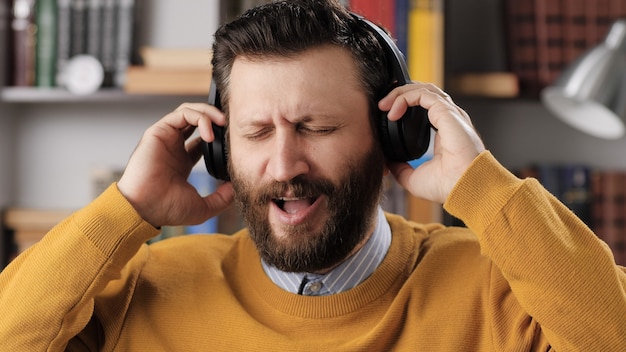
left=542, top=20, right=626, bottom=139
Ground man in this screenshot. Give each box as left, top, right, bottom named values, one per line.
left=1, top=0, right=624, bottom=350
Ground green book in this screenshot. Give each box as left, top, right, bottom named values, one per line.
left=35, top=0, right=57, bottom=87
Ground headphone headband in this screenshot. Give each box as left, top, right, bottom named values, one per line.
left=351, top=13, right=410, bottom=86
left=203, top=12, right=431, bottom=181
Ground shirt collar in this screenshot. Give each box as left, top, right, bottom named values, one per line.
left=262, top=206, right=391, bottom=295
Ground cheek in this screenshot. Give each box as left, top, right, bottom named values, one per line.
left=229, top=144, right=262, bottom=180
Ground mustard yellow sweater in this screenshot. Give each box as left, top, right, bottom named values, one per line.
left=1, top=152, right=625, bottom=351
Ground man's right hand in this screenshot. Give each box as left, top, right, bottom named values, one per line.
left=117, top=103, right=234, bottom=229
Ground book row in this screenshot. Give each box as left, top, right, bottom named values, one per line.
left=517, top=164, right=626, bottom=266
left=6, top=0, right=137, bottom=89
left=504, top=0, right=626, bottom=95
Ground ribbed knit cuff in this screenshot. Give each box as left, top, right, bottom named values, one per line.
left=443, top=151, right=523, bottom=235
left=71, top=183, right=160, bottom=260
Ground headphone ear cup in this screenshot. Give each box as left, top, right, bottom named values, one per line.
left=202, top=124, right=230, bottom=181
left=378, top=104, right=431, bottom=162
left=203, top=81, right=230, bottom=181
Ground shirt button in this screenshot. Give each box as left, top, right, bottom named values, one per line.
left=309, top=282, right=322, bottom=293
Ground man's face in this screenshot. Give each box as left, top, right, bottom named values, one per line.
left=227, top=45, right=385, bottom=273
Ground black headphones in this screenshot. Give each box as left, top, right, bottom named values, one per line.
left=203, top=13, right=431, bottom=181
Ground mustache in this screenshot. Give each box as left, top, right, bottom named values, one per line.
left=253, top=176, right=335, bottom=204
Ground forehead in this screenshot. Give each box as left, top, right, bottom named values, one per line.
left=227, top=45, right=365, bottom=109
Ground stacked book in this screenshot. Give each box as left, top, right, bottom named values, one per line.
left=123, top=47, right=213, bottom=95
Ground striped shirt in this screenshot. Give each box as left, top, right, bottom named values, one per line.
left=261, top=206, right=391, bottom=295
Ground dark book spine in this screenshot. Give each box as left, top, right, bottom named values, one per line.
left=1, top=0, right=9, bottom=87
left=113, top=0, right=134, bottom=87
left=595, top=0, right=612, bottom=45
left=55, top=0, right=71, bottom=85
left=562, top=0, right=586, bottom=67
left=10, top=0, right=36, bottom=86
left=591, top=171, right=626, bottom=266
left=86, top=0, right=102, bottom=59
left=504, top=0, right=539, bottom=95
left=394, top=0, right=409, bottom=56
left=99, top=0, right=115, bottom=87
left=534, top=0, right=564, bottom=88
left=70, top=0, right=87, bottom=56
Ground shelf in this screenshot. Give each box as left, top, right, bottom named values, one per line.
left=0, top=87, right=206, bottom=103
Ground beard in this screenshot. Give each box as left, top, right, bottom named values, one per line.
left=230, top=144, right=385, bottom=273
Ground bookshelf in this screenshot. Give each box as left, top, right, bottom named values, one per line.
left=0, top=86, right=204, bottom=103
left=3, top=0, right=626, bottom=266
left=0, top=0, right=221, bottom=265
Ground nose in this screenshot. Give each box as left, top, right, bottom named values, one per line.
left=266, top=129, right=310, bottom=182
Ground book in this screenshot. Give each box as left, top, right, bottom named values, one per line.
left=591, top=171, right=626, bottom=266
left=99, top=0, right=116, bottom=87
left=123, top=66, right=212, bottom=95
left=55, top=0, right=71, bottom=86
left=10, top=0, right=36, bottom=86
left=504, top=0, right=539, bottom=95
left=404, top=0, right=444, bottom=223
left=516, top=163, right=593, bottom=228
left=446, top=72, right=519, bottom=98
left=35, top=0, right=57, bottom=87
left=3, top=208, right=74, bottom=254
left=534, top=0, right=564, bottom=88
left=139, top=47, right=212, bottom=70
left=70, top=0, right=87, bottom=56
left=113, top=0, right=134, bottom=87
left=394, top=0, right=409, bottom=57
left=86, top=0, right=102, bottom=59
left=560, top=165, right=592, bottom=226
left=1, top=0, right=10, bottom=87
left=561, top=0, right=587, bottom=66
left=407, top=0, right=444, bottom=86
left=594, top=0, right=612, bottom=46
left=349, top=0, right=396, bottom=35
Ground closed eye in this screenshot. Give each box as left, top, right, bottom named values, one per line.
left=296, top=123, right=337, bottom=135
left=244, top=127, right=274, bottom=141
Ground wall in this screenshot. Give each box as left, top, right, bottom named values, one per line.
left=2, top=0, right=220, bottom=210
left=139, top=0, right=220, bottom=49
left=465, top=99, right=626, bottom=171
left=12, top=100, right=201, bottom=209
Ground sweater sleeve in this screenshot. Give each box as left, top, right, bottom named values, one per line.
left=444, top=151, right=626, bottom=351
left=0, top=184, right=159, bottom=351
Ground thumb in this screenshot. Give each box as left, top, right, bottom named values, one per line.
left=203, top=182, right=235, bottom=217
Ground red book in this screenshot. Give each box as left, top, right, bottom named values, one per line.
left=562, top=0, right=587, bottom=66
left=595, top=0, right=612, bottom=45
left=504, top=0, right=539, bottom=95
left=349, top=0, right=395, bottom=35
left=591, top=171, right=626, bottom=266
left=10, top=0, right=36, bottom=86
left=534, top=0, right=564, bottom=88
left=583, top=0, right=599, bottom=48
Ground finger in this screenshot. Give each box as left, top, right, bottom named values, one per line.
left=379, top=83, right=452, bottom=120
left=161, top=107, right=221, bottom=143
left=175, top=102, right=227, bottom=125
left=386, top=88, right=450, bottom=122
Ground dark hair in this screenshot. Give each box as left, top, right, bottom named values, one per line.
left=211, top=0, right=390, bottom=130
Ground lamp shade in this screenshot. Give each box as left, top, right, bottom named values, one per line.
left=541, top=20, right=626, bottom=139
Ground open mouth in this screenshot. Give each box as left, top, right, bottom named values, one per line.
left=273, top=196, right=317, bottom=214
